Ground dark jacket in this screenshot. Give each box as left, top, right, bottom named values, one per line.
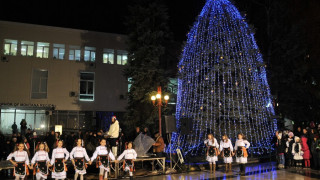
left=276, top=138, right=286, bottom=154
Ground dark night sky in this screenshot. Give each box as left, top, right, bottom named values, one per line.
left=0, top=0, right=206, bottom=41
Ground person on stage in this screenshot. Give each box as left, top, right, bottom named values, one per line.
left=51, top=140, right=69, bottom=180
left=152, top=132, right=165, bottom=157
left=220, top=134, right=234, bottom=173
left=204, top=134, right=219, bottom=173
left=7, top=142, right=31, bottom=180
left=30, top=142, right=50, bottom=180
left=234, top=133, right=250, bottom=176
left=90, top=138, right=115, bottom=180
left=70, top=139, right=91, bottom=180
left=106, top=116, right=120, bottom=157
left=116, top=142, right=137, bottom=180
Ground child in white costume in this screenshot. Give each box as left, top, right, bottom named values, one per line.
left=51, top=140, right=70, bottom=180
left=91, top=139, right=115, bottom=180
left=70, top=139, right=91, bottom=180
left=31, top=142, right=50, bottom=180
left=7, top=142, right=30, bottom=180
left=292, top=136, right=303, bottom=168
left=117, top=142, right=137, bottom=180
left=204, top=134, right=219, bottom=173
left=220, top=134, right=234, bottom=172
left=234, top=133, right=250, bottom=176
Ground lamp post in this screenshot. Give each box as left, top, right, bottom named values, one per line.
left=151, top=86, right=169, bottom=136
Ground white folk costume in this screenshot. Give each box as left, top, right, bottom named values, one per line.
left=292, top=138, right=304, bottom=168
left=91, top=146, right=115, bottom=179
left=31, top=150, right=50, bottom=180
left=51, top=147, right=69, bottom=179
left=70, top=147, right=90, bottom=175
left=220, top=139, right=234, bottom=163
left=292, top=142, right=303, bottom=160
left=117, top=149, right=137, bottom=177
left=204, top=138, right=219, bottom=164
left=7, top=151, right=30, bottom=179
left=234, top=139, right=250, bottom=163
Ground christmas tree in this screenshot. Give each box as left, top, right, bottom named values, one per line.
left=170, top=0, right=277, bottom=156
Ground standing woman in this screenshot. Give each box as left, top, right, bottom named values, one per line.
left=234, top=133, right=250, bottom=176
left=220, top=134, right=234, bottom=173
left=31, top=142, right=50, bottom=180
left=204, top=134, right=219, bottom=173
left=70, top=139, right=91, bottom=180
left=7, top=142, right=31, bottom=180
left=51, top=140, right=69, bottom=180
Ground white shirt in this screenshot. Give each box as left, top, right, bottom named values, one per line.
left=117, top=149, right=137, bottom=160
left=91, top=146, right=115, bottom=162
left=204, top=138, right=219, bottom=148
left=31, top=150, right=50, bottom=164
left=234, top=139, right=250, bottom=150
left=7, top=151, right=29, bottom=164
left=107, top=120, right=120, bottom=138
left=220, top=139, right=234, bottom=152
left=50, top=148, right=69, bottom=165
left=70, top=147, right=90, bottom=161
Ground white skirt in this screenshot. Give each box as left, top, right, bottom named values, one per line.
left=99, top=165, right=110, bottom=172
left=206, top=156, right=218, bottom=163
left=36, top=171, right=48, bottom=179
left=236, top=157, right=247, bottom=164
left=75, top=167, right=87, bottom=175
left=52, top=171, right=66, bottom=179
left=223, top=157, right=233, bottom=163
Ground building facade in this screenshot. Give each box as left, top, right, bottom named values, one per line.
left=0, top=21, right=128, bottom=134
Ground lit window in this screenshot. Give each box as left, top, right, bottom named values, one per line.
left=80, top=72, right=95, bottom=101
left=69, top=45, right=81, bottom=61
left=21, top=41, right=34, bottom=57
left=36, top=42, right=50, bottom=58
left=4, top=39, right=17, bottom=56
left=103, top=49, right=114, bottom=64
left=32, top=69, right=48, bottom=99
left=84, top=46, right=96, bottom=62
left=117, top=50, right=128, bottom=65
left=53, top=44, right=65, bottom=60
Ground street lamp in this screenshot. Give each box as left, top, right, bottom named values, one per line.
left=151, top=86, right=169, bottom=135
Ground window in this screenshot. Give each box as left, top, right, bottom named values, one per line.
left=69, top=45, right=81, bottom=61
left=36, top=42, right=49, bottom=58
left=53, top=44, right=65, bottom=60
left=103, top=49, right=114, bottom=64
left=21, top=41, right=34, bottom=57
left=80, top=72, right=94, bottom=101
left=117, top=50, right=128, bottom=65
left=31, top=69, right=48, bottom=99
left=4, top=39, right=17, bottom=56
left=84, top=46, right=96, bottom=62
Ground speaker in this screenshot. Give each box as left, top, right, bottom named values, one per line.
left=180, top=117, right=193, bottom=135
left=69, top=91, right=76, bottom=97
left=1, top=56, right=8, bottom=62
left=165, top=115, right=177, bottom=133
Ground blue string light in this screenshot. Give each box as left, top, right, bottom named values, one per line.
left=168, top=0, right=277, bottom=156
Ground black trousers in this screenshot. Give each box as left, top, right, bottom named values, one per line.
left=240, top=164, right=246, bottom=173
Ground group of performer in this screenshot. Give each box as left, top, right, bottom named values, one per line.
left=7, top=137, right=137, bottom=180
left=204, top=133, right=250, bottom=176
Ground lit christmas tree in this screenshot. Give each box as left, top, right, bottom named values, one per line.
left=170, top=0, right=277, bottom=156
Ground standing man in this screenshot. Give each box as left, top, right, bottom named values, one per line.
left=107, top=116, right=120, bottom=157
left=12, top=122, right=18, bottom=134
left=20, top=119, right=27, bottom=136
left=153, top=132, right=165, bottom=157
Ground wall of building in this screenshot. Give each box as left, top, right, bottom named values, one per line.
left=0, top=21, right=128, bottom=112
